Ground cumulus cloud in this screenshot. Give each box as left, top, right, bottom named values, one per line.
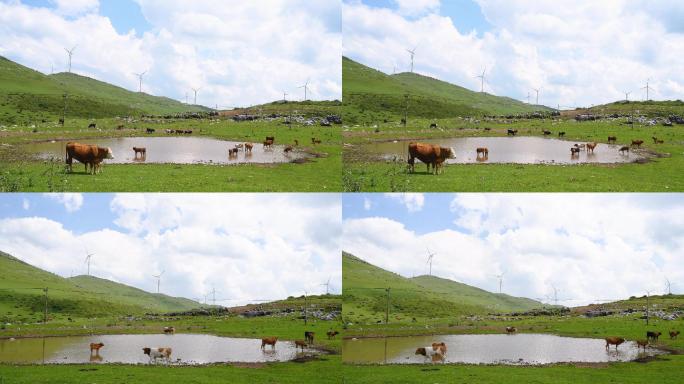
left=0, top=194, right=341, bottom=306
left=50, top=0, right=99, bottom=17
left=43, top=193, right=83, bottom=212
left=394, top=0, right=440, bottom=16
left=343, top=0, right=684, bottom=107
left=0, top=0, right=341, bottom=107
left=344, top=194, right=684, bottom=306
left=384, top=193, right=424, bottom=212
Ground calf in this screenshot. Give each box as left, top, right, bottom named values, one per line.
left=326, top=330, right=339, bottom=339
left=631, top=140, right=644, bottom=147
left=261, top=337, right=278, bottom=350
left=244, top=143, right=253, bottom=153
left=608, top=136, right=617, bottom=143
left=133, top=147, right=146, bottom=158
left=647, top=331, right=661, bottom=342
left=294, top=340, right=307, bottom=351
left=605, top=337, right=625, bottom=351
left=505, top=326, right=517, bottom=334
left=143, top=347, right=172, bottom=363
left=670, top=331, right=680, bottom=340
left=89, top=342, right=104, bottom=354
left=305, top=331, right=315, bottom=344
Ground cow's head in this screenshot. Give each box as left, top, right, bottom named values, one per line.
left=443, top=147, right=456, bottom=159
left=415, top=347, right=427, bottom=356
left=142, top=347, right=151, bottom=355
left=105, top=147, right=114, bottom=159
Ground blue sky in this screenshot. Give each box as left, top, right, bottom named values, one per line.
left=0, top=193, right=341, bottom=305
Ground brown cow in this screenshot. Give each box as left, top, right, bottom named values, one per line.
left=244, top=143, right=253, bottom=153
left=294, top=340, right=307, bottom=351
left=647, top=331, right=661, bottom=341
left=631, top=140, right=644, bottom=147
left=326, top=330, right=339, bottom=339
left=431, top=342, right=447, bottom=355
left=605, top=337, right=625, bottom=351
left=305, top=331, right=315, bottom=344
left=65, top=142, right=114, bottom=175
left=265, top=136, right=275, bottom=143
left=89, top=342, right=104, bottom=354
left=586, top=142, right=597, bottom=153
left=408, top=142, right=455, bottom=175
left=163, top=326, right=175, bottom=334
left=505, top=326, right=517, bottom=334
left=261, top=337, right=278, bottom=350
left=263, top=139, right=274, bottom=149
left=476, top=147, right=489, bottom=157
left=133, top=147, right=146, bottom=158
left=670, top=331, right=680, bottom=340
left=636, top=339, right=649, bottom=351
left=608, top=136, right=617, bottom=143
left=619, top=146, right=630, bottom=154
left=143, top=347, right=172, bottom=363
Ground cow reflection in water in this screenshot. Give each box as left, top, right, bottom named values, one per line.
left=89, top=353, right=103, bottom=362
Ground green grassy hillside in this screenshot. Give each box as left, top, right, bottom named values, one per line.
left=0, top=251, right=200, bottom=322
left=343, top=252, right=544, bottom=323
left=342, top=57, right=552, bottom=123
left=565, top=100, right=684, bottom=118
left=0, top=56, right=209, bottom=124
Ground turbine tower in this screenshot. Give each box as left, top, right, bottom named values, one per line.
left=532, top=88, right=540, bottom=105
left=642, top=79, right=655, bottom=101
left=191, top=87, right=201, bottom=105
left=623, top=90, right=632, bottom=102
left=83, top=248, right=94, bottom=276
left=152, top=270, right=165, bottom=293
left=298, top=79, right=310, bottom=101
left=321, top=277, right=331, bottom=295
left=551, top=283, right=560, bottom=306
left=495, top=272, right=506, bottom=294
left=665, top=277, right=672, bottom=295
left=64, top=45, right=77, bottom=73
left=283, top=91, right=288, bottom=102
left=425, top=247, right=436, bottom=276
left=406, top=46, right=417, bottom=73
left=134, top=71, right=147, bottom=93
left=475, top=67, right=487, bottom=93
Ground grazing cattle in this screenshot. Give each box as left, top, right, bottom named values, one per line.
left=263, top=139, right=274, bottom=149
left=265, top=136, right=275, bottom=143
left=430, top=123, right=438, bottom=129
left=294, top=340, right=307, bottom=351
left=261, top=337, right=278, bottom=350
left=244, top=143, right=253, bottom=153
left=431, top=342, right=447, bottom=355
left=636, top=339, right=649, bottom=352
left=175, top=129, right=184, bottom=134
left=228, top=147, right=239, bottom=157
left=184, top=130, right=192, bottom=134
left=89, top=342, right=104, bottom=354
left=326, top=330, right=339, bottom=339
left=407, top=142, right=455, bottom=175
left=133, top=147, right=146, bottom=158
left=415, top=346, right=445, bottom=362
left=619, top=146, right=630, bottom=154
left=586, top=142, right=597, bottom=153
left=647, top=331, right=661, bottom=341
left=142, top=347, right=172, bottom=363
left=631, top=140, right=644, bottom=147
left=558, top=131, right=566, bottom=137
left=284, top=145, right=293, bottom=153
left=59, top=118, right=64, bottom=126
left=165, top=129, right=173, bottom=134
left=476, top=147, right=489, bottom=157
left=670, top=331, right=680, bottom=340
left=543, top=130, right=551, bottom=136
left=507, top=129, right=518, bottom=136
left=66, top=142, right=114, bottom=175
left=571, top=147, right=580, bottom=156
left=311, top=137, right=322, bottom=144
left=605, top=337, right=625, bottom=351
left=88, top=123, right=96, bottom=129
left=484, top=127, right=491, bottom=131
left=117, top=125, right=125, bottom=130
left=163, top=326, right=175, bottom=334
left=305, top=331, right=315, bottom=344
left=652, top=137, right=664, bottom=144
left=574, top=143, right=586, bottom=150
left=505, top=326, right=517, bottom=334
left=608, top=136, right=617, bottom=143
left=235, top=143, right=244, bottom=151
left=146, top=128, right=155, bottom=134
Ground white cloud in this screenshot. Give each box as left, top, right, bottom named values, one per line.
left=43, top=193, right=83, bottom=212
left=384, top=193, right=424, bottom=212
left=344, top=194, right=684, bottom=306
left=0, top=194, right=341, bottom=306
left=50, top=0, right=99, bottom=17
left=394, top=0, right=440, bottom=16
left=343, top=1, right=684, bottom=107
left=0, top=0, right=341, bottom=107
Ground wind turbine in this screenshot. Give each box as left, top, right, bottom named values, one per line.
left=642, top=79, right=655, bottom=101
left=321, top=277, right=331, bottom=295
left=532, top=88, right=540, bottom=105
left=406, top=46, right=417, bottom=73
left=494, top=271, right=506, bottom=294
left=191, top=87, right=201, bottom=105
left=134, top=71, right=147, bottom=93
left=210, top=286, right=219, bottom=305
left=550, top=283, right=560, bottom=306
left=526, top=91, right=531, bottom=104
left=298, top=79, right=310, bottom=101
left=64, top=45, right=77, bottom=73
left=665, top=277, right=672, bottom=295
left=623, top=90, right=632, bottom=102
left=152, top=270, right=165, bottom=293
left=425, top=247, right=436, bottom=276
left=475, top=67, right=487, bottom=93
left=83, top=248, right=94, bottom=276
left=283, top=91, right=288, bottom=102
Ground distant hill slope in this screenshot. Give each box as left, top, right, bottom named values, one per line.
left=0, top=56, right=210, bottom=124
left=561, top=100, right=684, bottom=118
left=342, top=57, right=552, bottom=123
left=0, top=251, right=200, bottom=322
left=343, top=252, right=544, bottom=323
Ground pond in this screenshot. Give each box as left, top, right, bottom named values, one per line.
left=342, top=334, right=664, bottom=365
left=362, top=137, right=643, bottom=164
left=0, top=334, right=314, bottom=364
left=23, top=137, right=308, bottom=165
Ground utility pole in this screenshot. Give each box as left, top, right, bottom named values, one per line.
left=43, top=288, right=49, bottom=324
left=62, top=93, right=68, bottom=125
left=403, top=94, right=410, bottom=127
left=385, top=288, right=390, bottom=325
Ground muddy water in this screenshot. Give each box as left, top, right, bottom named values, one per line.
left=0, top=334, right=311, bottom=364
left=343, top=334, right=663, bottom=365
left=23, top=137, right=307, bottom=165
left=362, top=137, right=642, bottom=164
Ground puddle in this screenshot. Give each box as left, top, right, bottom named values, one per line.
left=23, top=137, right=308, bottom=165
left=0, top=334, right=315, bottom=364
left=342, top=334, right=664, bottom=365
left=361, top=137, right=644, bottom=164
